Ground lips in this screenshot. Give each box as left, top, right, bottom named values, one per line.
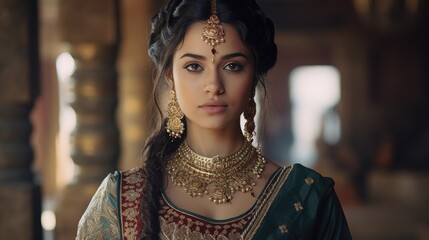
left=199, top=101, right=228, bottom=113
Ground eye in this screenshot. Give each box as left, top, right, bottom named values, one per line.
left=224, top=63, right=243, bottom=72
left=184, top=63, right=203, bottom=72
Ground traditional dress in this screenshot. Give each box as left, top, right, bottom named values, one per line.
left=76, top=164, right=352, bottom=239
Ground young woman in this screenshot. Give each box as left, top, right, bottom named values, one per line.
left=76, top=0, right=352, bottom=239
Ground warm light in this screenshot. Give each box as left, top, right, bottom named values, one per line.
left=41, top=210, right=56, bottom=231
left=56, top=52, right=75, bottom=82
left=290, top=66, right=340, bottom=107
left=353, top=0, right=421, bottom=31
left=289, top=65, right=341, bottom=166
left=56, top=52, right=76, bottom=188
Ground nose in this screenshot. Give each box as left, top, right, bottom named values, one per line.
left=204, top=70, right=225, bottom=95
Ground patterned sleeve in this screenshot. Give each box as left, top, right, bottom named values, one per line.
left=76, top=173, right=121, bottom=240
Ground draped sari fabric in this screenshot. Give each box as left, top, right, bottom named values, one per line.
left=76, top=164, right=352, bottom=240
left=246, top=165, right=352, bottom=240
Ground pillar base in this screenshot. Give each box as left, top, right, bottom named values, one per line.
left=0, top=182, right=42, bottom=240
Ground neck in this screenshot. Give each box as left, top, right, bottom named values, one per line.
left=185, top=123, right=245, bottom=158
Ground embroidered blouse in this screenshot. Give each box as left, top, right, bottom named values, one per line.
left=76, top=164, right=352, bottom=239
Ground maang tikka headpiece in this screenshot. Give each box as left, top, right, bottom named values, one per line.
left=201, top=0, right=225, bottom=62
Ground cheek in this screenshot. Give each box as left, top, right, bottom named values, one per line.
left=239, top=74, right=255, bottom=98
left=173, top=81, right=194, bottom=113
left=233, top=82, right=254, bottom=110
left=172, top=69, right=188, bottom=104
left=174, top=84, right=186, bottom=105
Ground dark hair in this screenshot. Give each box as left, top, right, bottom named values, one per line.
left=141, top=0, right=277, bottom=238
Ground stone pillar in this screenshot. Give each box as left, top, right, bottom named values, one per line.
left=55, top=1, right=120, bottom=239
left=0, top=0, right=42, bottom=239
left=118, top=0, right=157, bottom=170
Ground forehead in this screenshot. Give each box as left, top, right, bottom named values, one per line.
left=175, top=22, right=250, bottom=56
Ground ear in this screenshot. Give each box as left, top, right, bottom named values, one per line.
left=166, top=69, right=174, bottom=87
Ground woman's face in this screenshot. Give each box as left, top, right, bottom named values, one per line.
left=170, top=22, right=254, bottom=133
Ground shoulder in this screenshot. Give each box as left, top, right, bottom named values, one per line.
left=287, top=164, right=351, bottom=238
left=272, top=163, right=336, bottom=213
left=85, top=172, right=121, bottom=208
left=76, top=173, right=121, bottom=239
left=287, top=164, right=335, bottom=195
left=116, top=167, right=146, bottom=210
left=116, top=167, right=146, bottom=239
left=86, top=167, right=145, bottom=201
left=289, top=163, right=334, bottom=190
left=76, top=167, right=145, bottom=239
left=279, top=163, right=344, bottom=220
left=252, top=164, right=351, bottom=239
left=90, top=167, right=145, bottom=196
left=118, top=167, right=145, bottom=186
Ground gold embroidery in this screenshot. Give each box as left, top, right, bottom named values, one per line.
left=242, top=166, right=293, bottom=239
left=305, top=177, right=314, bottom=185
left=76, top=174, right=121, bottom=239
left=122, top=208, right=138, bottom=221
left=294, top=202, right=304, bottom=212
left=279, top=224, right=288, bottom=234
left=120, top=168, right=144, bottom=240
left=159, top=197, right=250, bottom=240
left=160, top=217, right=244, bottom=240
left=123, top=189, right=140, bottom=202
left=124, top=225, right=138, bottom=239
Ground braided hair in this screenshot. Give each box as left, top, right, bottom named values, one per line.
left=141, top=0, right=277, bottom=238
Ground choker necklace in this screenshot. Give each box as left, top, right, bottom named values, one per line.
left=166, top=140, right=267, bottom=204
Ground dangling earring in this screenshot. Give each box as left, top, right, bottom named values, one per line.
left=166, top=90, right=184, bottom=139
left=244, top=92, right=256, bottom=143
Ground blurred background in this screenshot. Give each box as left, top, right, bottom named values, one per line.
left=0, top=0, right=428, bottom=239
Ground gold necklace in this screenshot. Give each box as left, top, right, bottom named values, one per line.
left=166, top=140, right=267, bottom=204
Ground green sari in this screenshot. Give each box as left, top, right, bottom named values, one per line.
left=244, top=164, right=351, bottom=239
left=76, top=164, right=351, bottom=239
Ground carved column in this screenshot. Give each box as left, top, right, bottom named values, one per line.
left=118, top=0, right=158, bottom=170
left=55, top=1, right=120, bottom=239
left=68, top=44, right=120, bottom=182
left=0, top=0, right=42, bottom=239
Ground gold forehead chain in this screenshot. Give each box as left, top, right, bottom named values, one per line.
left=201, top=0, right=225, bottom=62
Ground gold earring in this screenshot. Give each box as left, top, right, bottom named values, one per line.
left=166, top=90, right=184, bottom=139
left=244, top=96, right=256, bottom=143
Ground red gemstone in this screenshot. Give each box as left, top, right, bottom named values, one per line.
left=209, top=28, right=218, bottom=35
left=211, top=48, right=216, bottom=55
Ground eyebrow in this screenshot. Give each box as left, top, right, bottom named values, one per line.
left=179, top=52, right=249, bottom=60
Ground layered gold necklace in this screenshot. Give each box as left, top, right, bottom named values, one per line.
left=166, top=140, right=267, bottom=204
